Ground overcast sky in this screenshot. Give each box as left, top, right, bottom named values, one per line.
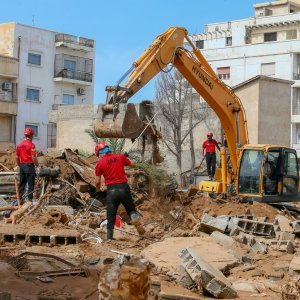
left=0, top=0, right=267, bottom=103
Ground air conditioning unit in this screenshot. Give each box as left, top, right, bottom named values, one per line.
left=2, top=82, right=12, bottom=91
left=77, top=87, right=85, bottom=95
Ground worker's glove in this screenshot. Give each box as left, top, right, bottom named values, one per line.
left=100, top=185, right=107, bottom=192
left=124, top=152, right=129, bottom=157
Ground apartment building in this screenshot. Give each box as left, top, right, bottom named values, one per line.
left=0, top=22, right=95, bottom=151
left=0, top=54, right=18, bottom=153
left=190, top=0, right=300, bottom=152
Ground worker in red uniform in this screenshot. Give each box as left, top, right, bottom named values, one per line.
left=16, top=128, right=39, bottom=204
left=95, top=141, right=140, bottom=240
left=202, top=132, right=220, bottom=181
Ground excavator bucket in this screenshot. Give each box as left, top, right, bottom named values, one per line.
left=93, top=101, right=158, bottom=139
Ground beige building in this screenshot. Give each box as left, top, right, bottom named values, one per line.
left=0, top=54, right=18, bottom=154
left=233, top=75, right=292, bottom=147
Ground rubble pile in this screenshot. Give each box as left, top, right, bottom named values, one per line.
left=1, top=148, right=300, bottom=299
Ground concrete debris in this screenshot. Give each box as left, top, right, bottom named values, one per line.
left=179, top=248, right=237, bottom=299
left=199, top=213, right=228, bottom=234
left=251, top=242, right=268, bottom=254
left=98, top=256, right=150, bottom=300
left=273, top=215, right=293, bottom=238
left=210, top=231, right=236, bottom=249
left=228, top=218, right=274, bottom=236
left=289, top=255, right=300, bottom=275
left=282, top=277, right=300, bottom=300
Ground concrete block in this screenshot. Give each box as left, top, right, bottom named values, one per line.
left=232, top=282, right=257, bottom=293
left=235, top=233, right=256, bottom=246
left=231, top=218, right=274, bottom=236
left=179, top=248, right=237, bottom=299
left=291, top=220, right=300, bottom=234
left=210, top=231, right=236, bottom=249
left=289, top=254, right=300, bottom=275
left=251, top=242, right=268, bottom=254
left=276, top=231, right=295, bottom=241
left=199, top=213, right=228, bottom=234
left=269, top=240, right=295, bottom=254
left=273, top=215, right=293, bottom=238
left=45, top=205, right=74, bottom=215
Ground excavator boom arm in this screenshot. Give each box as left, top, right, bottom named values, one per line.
left=99, top=27, right=248, bottom=176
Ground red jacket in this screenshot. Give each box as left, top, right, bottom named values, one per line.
left=95, top=153, right=132, bottom=186
left=202, top=139, right=218, bottom=155
left=16, top=139, right=36, bottom=164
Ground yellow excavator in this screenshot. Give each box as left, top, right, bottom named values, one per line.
left=94, top=27, right=299, bottom=203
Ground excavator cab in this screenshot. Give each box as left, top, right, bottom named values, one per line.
left=237, top=145, right=299, bottom=202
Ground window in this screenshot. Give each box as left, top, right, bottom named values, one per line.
left=47, top=123, right=57, bottom=148
left=28, top=53, right=41, bottom=66
left=217, top=67, right=230, bottom=80
left=286, top=30, right=297, bottom=40
left=226, top=37, right=232, bottom=46
left=64, top=59, right=76, bottom=70
left=284, top=152, right=298, bottom=177
left=26, top=88, right=40, bottom=102
left=25, top=123, right=38, bottom=138
left=261, top=63, right=275, bottom=76
left=62, top=94, right=75, bottom=105
left=195, top=40, right=204, bottom=49
left=238, top=150, right=263, bottom=195
left=264, top=32, right=277, bottom=42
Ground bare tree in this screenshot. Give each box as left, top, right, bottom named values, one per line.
left=155, top=70, right=209, bottom=185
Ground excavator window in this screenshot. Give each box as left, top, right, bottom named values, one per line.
left=282, top=151, right=298, bottom=195
left=263, top=151, right=280, bottom=195
left=238, top=150, right=263, bottom=195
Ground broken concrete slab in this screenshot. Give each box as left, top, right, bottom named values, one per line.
left=199, top=213, right=228, bottom=234
left=141, top=237, right=239, bottom=274
left=210, top=231, right=236, bottom=249
left=179, top=248, right=237, bottom=299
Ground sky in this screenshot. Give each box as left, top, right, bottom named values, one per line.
left=0, top=0, right=267, bottom=104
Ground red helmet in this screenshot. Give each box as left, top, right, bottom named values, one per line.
left=207, top=132, right=213, bottom=137
left=24, top=127, right=34, bottom=137
left=95, top=141, right=107, bottom=156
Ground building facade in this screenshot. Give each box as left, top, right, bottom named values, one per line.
left=0, top=54, right=18, bottom=154
left=0, top=22, right=95, bottom=152
left=190, top=0, right=300, bottom=153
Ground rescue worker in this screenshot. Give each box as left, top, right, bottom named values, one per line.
left=202, top=132, right=220, bottom=181
left=95, top=141, right=140, bottom=240
left=16, top=128, right=39, bottom=204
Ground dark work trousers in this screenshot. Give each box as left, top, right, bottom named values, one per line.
left=206, top=152, right=216, bottom=177
left=106, top=183, right=136, bottom=230
left=19, top=163, right=36, bottom=203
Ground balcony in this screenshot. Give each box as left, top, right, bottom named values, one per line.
left=0, top=55, right=18, bottom=78
left=54, top=54, right=93, bottom=85
left=55, top=33, right=94, bottom=52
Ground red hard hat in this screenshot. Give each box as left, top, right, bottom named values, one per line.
left=207, top=132, right=213, bottom=137
left=24, top=127, right=34, bottom=137
left=95, top=141, right=107, bottom=156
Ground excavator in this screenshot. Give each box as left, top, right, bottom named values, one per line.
left=94, top=27, right=300, bottom=203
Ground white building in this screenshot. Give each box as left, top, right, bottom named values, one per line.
left=0, top=22, right=95, bottom=151
left=190, top=0, right=300, bottom=153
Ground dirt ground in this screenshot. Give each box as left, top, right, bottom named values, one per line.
left=0, top=150, right=300, bottom=299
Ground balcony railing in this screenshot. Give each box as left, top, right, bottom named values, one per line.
left=54, top=68, right=92, bottom=82
left=0, top=55, right=18, bottom=78
left=55, top=33, right=94, bottom=48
